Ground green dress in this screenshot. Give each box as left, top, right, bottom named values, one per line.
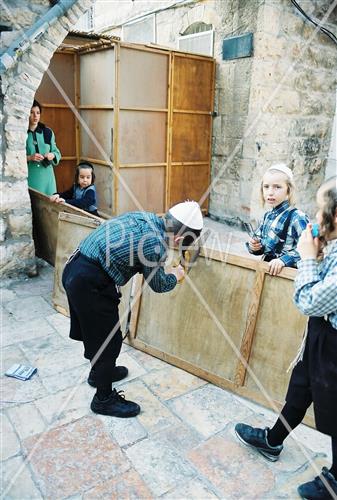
left=26, top=124, right=61, bottom=195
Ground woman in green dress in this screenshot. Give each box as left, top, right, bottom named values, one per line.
left=26, top=100, right=61, bottom=195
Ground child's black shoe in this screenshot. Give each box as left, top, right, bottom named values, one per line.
left=87, top=365, right=128, bottom=387
left=235, top=423, right=283, bottom=461
left=91, top=389, right=140, bottom=418
left=297, top=467, right=337, bottom=499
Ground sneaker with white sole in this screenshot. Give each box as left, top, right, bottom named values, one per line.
left=235, top=423, right=283, bottom=461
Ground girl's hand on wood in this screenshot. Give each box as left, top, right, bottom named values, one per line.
left=268, top=258, right=285, bottom=276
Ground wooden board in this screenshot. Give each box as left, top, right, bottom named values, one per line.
left=119, top=47, right=168, bottom=109
left=79, top=48, right=115, bottom=106
left=29, top=188, right=104, bottom=266
left=125, top=252, right=312, bottom=425
left=117, top=166, right=165, bottom=214
left=169, top=164, right=209, bottom=208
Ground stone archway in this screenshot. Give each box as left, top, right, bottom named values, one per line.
left=1, top=0, right=93, bottom=276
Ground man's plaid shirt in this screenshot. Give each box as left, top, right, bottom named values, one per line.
left=250, top=200, right=309, bottom=267
left=294, top=240, right=337, bottom=329
left=80, top=211, right=177, bottom=293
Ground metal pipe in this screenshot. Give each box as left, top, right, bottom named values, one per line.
left=0, top=0, right=79, bottom=74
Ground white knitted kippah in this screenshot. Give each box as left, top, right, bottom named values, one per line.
left=266, top=163, right=294, bottom=181
left=169, top=201, right=203, bottom=230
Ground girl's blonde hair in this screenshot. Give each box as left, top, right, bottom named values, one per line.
left=318, top=176, right=337, bottom=249
left=260, top=168, right=296, bottom=207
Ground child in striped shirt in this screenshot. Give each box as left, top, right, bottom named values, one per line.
left=236, top=176, right=337, bottom=499
left=247, top=164, right=308, bottom=275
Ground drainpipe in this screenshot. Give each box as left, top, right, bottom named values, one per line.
left=0, top=0, right=78, bottom=74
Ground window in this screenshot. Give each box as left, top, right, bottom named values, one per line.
left=178, top=22, right=214, bottom=56
left=122, top=15, right=155, bottom=44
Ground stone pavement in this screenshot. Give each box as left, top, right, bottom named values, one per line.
left=1, top=258, right=332, bottom=499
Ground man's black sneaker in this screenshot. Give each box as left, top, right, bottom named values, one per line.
left=298, top=467, right=337, bottom=499
left=91, top=389, right=140, bottom=418
left=235, top=423, right=283, bottom=461
left=87, top=366, right=128, bottom=387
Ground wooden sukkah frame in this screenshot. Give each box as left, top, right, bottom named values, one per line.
left=36, top=33, right=215, bottom=216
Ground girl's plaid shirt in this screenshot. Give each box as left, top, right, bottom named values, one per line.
left=294, top=240, right=337, bottom=329
left=251, top=200, right=309, bottom=267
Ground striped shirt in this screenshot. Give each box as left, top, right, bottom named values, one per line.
left=251, top=201, right=309, bottom=267
left=79, top=211, right=177, bottom=293
left=294, top=240, right=337, bottom=329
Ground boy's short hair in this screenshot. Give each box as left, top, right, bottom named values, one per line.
left=318, top=176, right=337, bottom=244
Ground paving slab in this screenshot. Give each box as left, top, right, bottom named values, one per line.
left=6, top=402, right=46, bottom=441
left=167, top=383, right=253, bottom=438
left=83, top=467, right=153, bottom=499
left=99, top=413, right=148, bottom=448
left=125, top=436, right=197, bottom=497
left=1, top=413, right=21, bottom=461
left=187, top=433, right=275, bottom=498
left=23, top=416, right=131, bottom=498
left=1, top=455, right=43, bottom=499
left=4, top=296, right=55, bottom=321
left=161, top=477, right=218, bottom=499
left=118, top=380, right=180, bottom=434
left=34, top=383, right=93, bottom=428
left=142, top=365, right=207, bottom=400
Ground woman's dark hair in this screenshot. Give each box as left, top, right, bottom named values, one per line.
left=74, top=161, right=95, bottom=185
left=32, top=99, right=42, bottom=112
left=318, top=176, right=337, bottom=248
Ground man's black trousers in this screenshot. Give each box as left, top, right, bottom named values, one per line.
left=62, top=253, right=123, bottom=371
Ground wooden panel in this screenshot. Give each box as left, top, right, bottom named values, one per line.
left=80, top=49, right=115, bottom=106
left=53, top=213, right=102, bottom=314
left=53, top=212, right=131, bottom=330
left=119, top=47, right=168, bottom=108
left=54, top=159, right=76, bottom=194
left=41, top=107, right=76, bottom=157
left=169, top=164, right=209, bottom=208
left=171, top=114, right=211, bottom=163
left=36, top=53, right=75, bottom=104
left=80, top=110, right=114, bottom=162
left=245, top=274, right=308, bottom=402
left=91, top=161, right=114, bottom=215
left=136, top=257, right=255, bottom=381
left=117, top=166, right=165, bottom=214
left=172, top=56, right=214, bottom=111
left=29, top=188, right=102, bottom=266
left=119, top=111, right=166, bottom=164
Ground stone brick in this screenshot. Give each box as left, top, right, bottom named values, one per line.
left=1, top=456, right=42, bottom=500
left=1, top=181, right=31, bottom=211
left=0, top=240, right=35, bottom=276
left=4, top=150, right=28, bottom=179
left=254, top=33, right=287, bottom=59
left=1, top=413, right=21, bottom=461
left=257, top=3, right=281, bottom=35
left=4, top=130, right=28, bottom=150
left=8, top=212, right=32, bottom=237
left=0, top=218, right=7, bottom=242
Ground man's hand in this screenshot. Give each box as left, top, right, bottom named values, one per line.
left=297, top=224, right=320, bottom=260
left=171, top=264, right=185, bottom=283
left=249, top=237, right=262, bottom=252
left=27, top=153, right=44, bottom=162
left=268, top=258, right=285, bottom=276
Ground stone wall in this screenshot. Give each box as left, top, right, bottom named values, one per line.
left=0, top=0, right=93, bottom=277
left=100, top=0, right=337, bottom=225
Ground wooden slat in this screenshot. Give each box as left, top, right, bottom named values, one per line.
left=234, top=267, right=266, bottom=386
